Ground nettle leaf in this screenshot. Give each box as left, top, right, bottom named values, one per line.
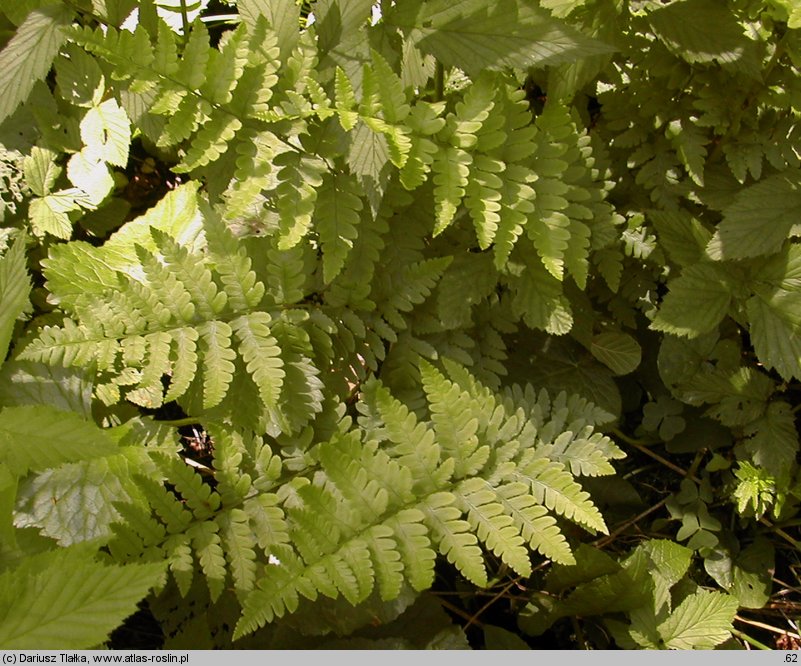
left=0, top=548, right=165, bottom=649
left=647, top=0, right=749, bottom=65
left=706, top=172, right=801, bottom=261
left=388, top=0, right=613, bottom=76
left=0, top=4, right=73, bottom=123
left=589, top=331, right=641, bottom=376
left=656, top=590, right=738, bottom=649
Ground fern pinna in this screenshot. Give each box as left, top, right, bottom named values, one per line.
left=101, top=358, right=621, bottom=640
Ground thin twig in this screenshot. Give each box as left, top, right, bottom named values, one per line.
left=593, top=497, right=669, bottom=549
left=463, top=577, right=520, bottom=631
left=736, top=614, right=801, bottom=641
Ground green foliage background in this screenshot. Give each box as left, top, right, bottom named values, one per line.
left=0, top=0, right=800, bottom=650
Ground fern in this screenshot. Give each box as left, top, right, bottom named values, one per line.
left=20, top=216, right=287, bottom=415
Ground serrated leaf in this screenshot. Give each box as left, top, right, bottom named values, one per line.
left=590, top=331, right=641, bottom=376
left=67, top=150, right=114, bottom=205
left=0, top=5, right=72, bottom=124
left=648, top=0, right=748, bottom=65
left=80, top=98, right=131, bottom=167
left=657, top=589, right=738, bottom=649
left=0, top=361, right=92, bottom=418
left=747, top=290, right=801, bottom=380
left=0, top=405, right=118, bottom=476
left=742, top=401, right=798, bottom=484
left=14, top=446, right=148, bottom=545
left=0, top=549, right=165, bottom=649
left=390, top=0, right=613, bottom=77
left=23, top=146, right=61, bottom=198
left=706, top=173, right=801, bottom=261
left=652, top=263, right=736, bottom=337
left=0, top=233, right=30, bottom=366
left=29, top=191, right=85, bottom=240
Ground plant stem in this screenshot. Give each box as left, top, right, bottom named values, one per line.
left=731, top=628, right=771, bottom=651
left=736, top=614, right=801, bottom=641
left=179, top=0, right=191, bottom=40
left=434, top=61, right=444, bottom=102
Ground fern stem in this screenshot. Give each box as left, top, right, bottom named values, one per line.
left=731, top=628, right=771, bottom=651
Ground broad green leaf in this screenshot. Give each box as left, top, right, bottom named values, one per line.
left=649, top=209, right=711, bottom=268
left=742, top=401, right=798, bottom=485
left=652, top=263, right=736, bottom=337
left=590, top=331, right=641, bottom=376
left=706, top=173, right=801, bottom=260
left=0, top=548, right=165, bottom=649
left=483, top=625, right=530, bottom=649
left=23, top=146, right=61, bottom=197
left=657, top=589, right=738, bottom=649
left=14, top=446, right=149, bottom=545
left=0, top=405, right=118, bottom=476
left=0, top=462, right=16, bottom=547
left=0, top=4, right=72, bottom=124
left=80, top=98, right=131, bottom=167
left=28, top=190, right=86, bottom=239
left=747, top=290, right=801, bottom=380
left=0, top=233, right=30, bottom=366
left=730, top=538, right=774, bottom=609
left=0, top=361, right=92, bottom=417
left=770, top=0, right=801, bottom=28
left=56, top=44, right=105, bottom=108
left=388, top=0, right=613, bottom=77
left=642, top=539, right=692, bottom=612
left=648, top=0, right=749, bottom=65
left=67, top=150, right=114, bottom=205
left=545, top=543, right=620, bottom=594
